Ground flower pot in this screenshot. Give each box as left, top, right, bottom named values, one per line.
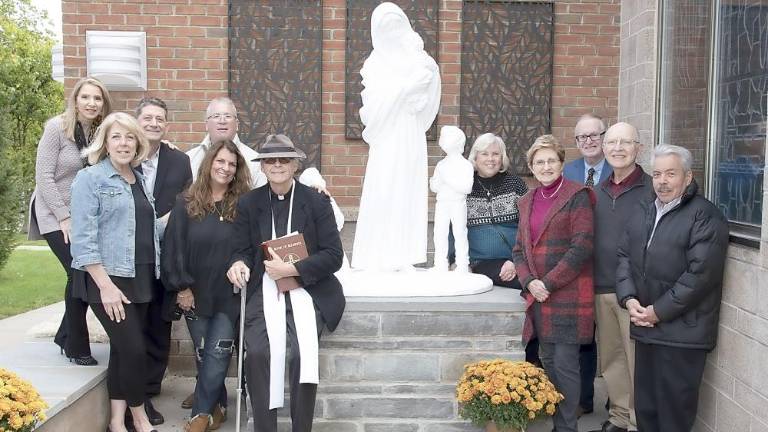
left=485, top=421, right=524, bottom=432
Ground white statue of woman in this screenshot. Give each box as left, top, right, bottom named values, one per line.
left=430, top=126, right=473, bottom=272
left=351, top=2, right=441, bottom=271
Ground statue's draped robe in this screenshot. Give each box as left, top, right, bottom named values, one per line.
left=351, top=3, right=441, bottom=271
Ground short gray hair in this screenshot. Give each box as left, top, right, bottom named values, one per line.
left=652, top=144, right=693, bottom=172
left=468, top=133, right=510, bottom=172
left=206, top=97, right=238, bottom=120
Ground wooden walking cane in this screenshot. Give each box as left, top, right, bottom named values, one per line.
left=235, top=283, right=247, bottom=432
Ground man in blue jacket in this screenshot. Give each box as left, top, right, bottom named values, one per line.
left=563, top=113, right=612, bottom=418
left=564, top=113, right=613, bottom=186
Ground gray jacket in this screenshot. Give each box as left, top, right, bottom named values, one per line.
left=29, top=116, right=85, bottom=238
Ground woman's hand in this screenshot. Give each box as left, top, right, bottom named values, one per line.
left=227, top=260, right=250, bottom=291
left=499, top=260, right=517, bottom=281
left=99, top=283, right=131, bottom=323
left=176, top=288, right=195, bottom=311
left=60, top=218, right=72, bottom=244
left=264, top=247, right=299, bottom=281
left=527, top=279, right=550, bottom=303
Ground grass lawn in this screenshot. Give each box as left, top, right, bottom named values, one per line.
left=0, top=247, right=65, bottom=319
left=13, top=232, right=48, bottom=247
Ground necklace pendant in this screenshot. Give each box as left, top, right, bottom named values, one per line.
left=219, top=216, right=224, bottom=222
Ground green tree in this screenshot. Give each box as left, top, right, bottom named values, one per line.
left=0, top=0, right=63, bottom=268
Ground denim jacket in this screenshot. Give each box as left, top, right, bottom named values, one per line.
left=70, top=158, right=162, bottom=278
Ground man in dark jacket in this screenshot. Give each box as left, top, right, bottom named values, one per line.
left=616, top=144, right=728, bottom=432
left=589, top=122, right=653, bottom=432
left=134, top=97, right=193, bottom=425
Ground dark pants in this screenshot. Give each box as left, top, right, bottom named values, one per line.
left=245, top=291, right=324, bottom=432
left=92, top=301, right=150, bottom=407
left=44, top=230, right=92, bottom=357
left=144, top=279, right=172, bottom=398
left=580, top=336, right=597, bottom=410
left=540, top=342, right=580, bottom=432
left=187, top=312, right=234, bottom=416
left=470, top=259, right=523, bottom=290
left=635, top=342, right=707, bottom=432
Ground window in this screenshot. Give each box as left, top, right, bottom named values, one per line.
left=658, top=0, right=766, bottom=241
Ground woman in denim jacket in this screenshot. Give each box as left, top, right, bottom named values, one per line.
left=70, top=112, right=161, bottom=432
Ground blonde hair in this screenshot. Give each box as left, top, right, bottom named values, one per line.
left=468, top=133, right=511, bottom=173
left=83, top=112, right=150, bottom=167
left=61, top=77, right=113, bottom=141
left=526, top=134, right=565, bottom=167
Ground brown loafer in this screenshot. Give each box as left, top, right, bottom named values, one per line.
left=181, top=392, right=194, bottom=409
left=209, top=404, right=226, bottom=430
left=184, top=415, right=210, bottom=432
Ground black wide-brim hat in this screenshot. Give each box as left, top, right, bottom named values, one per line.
left=253, top=134, right=307, bottom=160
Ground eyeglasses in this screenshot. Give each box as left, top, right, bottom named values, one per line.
left=603, top=139, right=639, bottom=149
left=207, top=113, right=236, bottom=121
left=531, top=158, right=561, bottom=168
left=575, top=131, right=606, bottom=144
left=262, top=157, right=293, bottom=165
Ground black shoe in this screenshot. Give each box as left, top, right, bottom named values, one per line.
left=68, top=355, right=98, bottom=366
left=589, top=421, right=628, bottom=432
left=145, top=399, right=164, bottom=426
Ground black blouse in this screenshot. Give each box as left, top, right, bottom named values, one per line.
left=162, top=197, right=239, bottom=321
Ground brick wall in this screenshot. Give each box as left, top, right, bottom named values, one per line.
left=62, top=0, right=229, bottom=147
left=62, top=0, right=620, bottom=210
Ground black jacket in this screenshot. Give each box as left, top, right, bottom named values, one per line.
left=153, top=143, right=193, bottom=217
left=230, top=182, right=346, bottom=331
left=616, top=181, right=729, bottom=350
left=593, top=167, right=655, bottom=294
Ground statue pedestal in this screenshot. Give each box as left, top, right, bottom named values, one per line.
left=338, top=268, right=493, bottom=297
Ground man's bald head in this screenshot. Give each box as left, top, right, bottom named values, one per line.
left=603, top=122, right=641, bottom=172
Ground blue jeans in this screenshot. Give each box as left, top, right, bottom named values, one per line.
left=186, top=312, right=234, bottom=416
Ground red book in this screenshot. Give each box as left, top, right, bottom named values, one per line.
left=261, top=232, right=308, bottom=293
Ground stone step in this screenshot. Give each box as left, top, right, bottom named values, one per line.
left=243, top=287, right=526, bottom=431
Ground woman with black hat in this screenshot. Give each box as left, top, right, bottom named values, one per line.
left=226, top=134, right=345, bottom=432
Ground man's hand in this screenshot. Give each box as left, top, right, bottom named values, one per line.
left=227, top=260, right=250, bottom=291
left=627, top=298, right=656, bottom=327
left=527, top=279, right=549, bottom=303
left=499, top=260, right=516, bottom=282
left=264, top=247, right=298, bottom=281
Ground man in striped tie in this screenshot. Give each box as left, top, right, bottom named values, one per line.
left=562, top=113, right=612, bottom=419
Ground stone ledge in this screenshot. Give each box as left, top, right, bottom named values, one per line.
left=0, top=341, right=109, bottom=427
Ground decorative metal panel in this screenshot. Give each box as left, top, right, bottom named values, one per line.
left=345, top=0, right=440, bottom=140
left=229, top=1, right=323, bottom=168
left=460, top=1, right=554, bottom=173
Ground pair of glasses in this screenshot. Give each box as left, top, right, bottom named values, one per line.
left=207, top=113, right=236, bottom=121
left=575, top=131, right=606, bottom=144
left=262, top=157, right=293, bottom=165
left=603, top=139, right=639, bottom=149
left=532, top=158, right=561, bottom=168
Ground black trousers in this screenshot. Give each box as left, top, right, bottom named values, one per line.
left=634, top=341, right=707, bottom=432
left=245, top=291, right=324, bottom=432
left=92, top=301, right=150, bottom=407
left=144, top=279, right=171, bottom=398
left=471, top=259, right=523, bottom=290
left=44, top=230, right=92, bottom=357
